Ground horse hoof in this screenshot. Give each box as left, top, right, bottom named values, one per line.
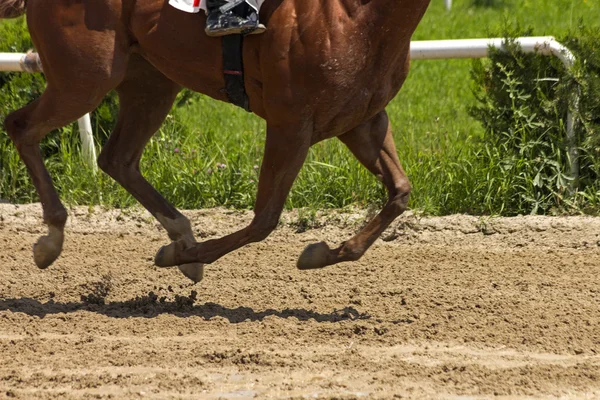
left=155, top=242, right=178, bottom=267
left=33, top=235, right=62, bottom=269
left=178, top=263, right=205, bottom=283
left=297, top=242, right=330, bottom=270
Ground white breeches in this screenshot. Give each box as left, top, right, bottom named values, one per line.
left=169, top=0, right=264, bottom=14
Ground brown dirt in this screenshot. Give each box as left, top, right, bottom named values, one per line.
left=0, top=203, right=599, bottom=399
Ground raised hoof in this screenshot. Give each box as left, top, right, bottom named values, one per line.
left=297, top=242, right=331, bottom=270
left=155, top=241, right=183, bottom=268
left=33, top=235, right=62, bottom=269
left=155, top=242, right=204, bottom=283
left=178, top=263, right=205, bottom=283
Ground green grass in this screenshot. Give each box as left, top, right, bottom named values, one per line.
left=1, top=0, right=599, bottom=215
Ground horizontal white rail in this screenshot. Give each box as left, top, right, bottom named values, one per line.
left=410, top=36, right=575, bottom=67
left=410, top=36, right=579, bottom=187
left=0, top=52, right=26, bottom=71
left=0, top=52, right=97, bottom=172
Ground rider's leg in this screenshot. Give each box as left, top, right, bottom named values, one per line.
left=205, top=0, right=266, bottom=37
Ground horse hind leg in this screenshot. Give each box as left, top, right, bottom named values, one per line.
left=297, top=110, right=410, bottom=270
left=97, top=54, right=203, bottom=283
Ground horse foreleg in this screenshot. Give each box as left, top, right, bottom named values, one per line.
left=97, top=55, right=204, bottom=283
left=297, top=110, right=410, bottom=270
left=155, top=123, right=311, bottom=267
left=4, top=89, right=108, bottom=268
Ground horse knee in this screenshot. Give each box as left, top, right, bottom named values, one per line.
left=5, top=103, right=52, bottom=147
left=98, top=151, right=137, bottom=181
left=4, top=110, right=28, bottom=144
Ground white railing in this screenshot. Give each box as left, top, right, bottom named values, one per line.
left=0, top=52, right=97, bottom=172
left=1, top=36, right=578, bottom=183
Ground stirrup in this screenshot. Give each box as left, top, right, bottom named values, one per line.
left=205, top=8, right=266, bottom=37
left=205, top=22, right=266, bottom=37
left=244, top=23, right=266, bottom=36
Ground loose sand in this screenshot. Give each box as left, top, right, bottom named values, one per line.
left=1, top=204, right=599, bottom=399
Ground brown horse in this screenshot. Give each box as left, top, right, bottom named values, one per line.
left=1, top=0, right=430, bottom=282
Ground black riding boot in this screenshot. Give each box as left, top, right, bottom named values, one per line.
left=205, top=0, right=266, bottom=37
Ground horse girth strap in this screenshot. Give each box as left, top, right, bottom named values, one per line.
left=222, top=34, right=251, bottom=112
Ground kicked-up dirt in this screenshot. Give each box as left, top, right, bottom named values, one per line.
left=0, top=203, right=599, bottom=399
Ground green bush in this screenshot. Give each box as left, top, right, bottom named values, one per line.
left=564, top=25, right=600, bottom=201
left=469, top=25, right=600, bottom=214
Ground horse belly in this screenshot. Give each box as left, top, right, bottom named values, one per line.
left=310, top=53, right=410, bottom=139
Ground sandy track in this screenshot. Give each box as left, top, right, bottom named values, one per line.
left=1, top=204, right=599, bottom=399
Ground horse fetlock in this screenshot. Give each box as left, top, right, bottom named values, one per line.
left=4, top=110, right=27, bottom=142
left=33, top=226, right=64, bottom=269
left=155, top=213, right=204, bottom=281
left=156, top=213, right=194, bottom=242
left=297, top=241, right=331, bottom=270
left=339, top=243, right=365, bottom=262
left=388, top=190, right=410, bottom=216
left=155, top=239, right=187, bottom=268
left=43, top=208, right=68, bottom=228
left=253, top=220, right=279, bottom=242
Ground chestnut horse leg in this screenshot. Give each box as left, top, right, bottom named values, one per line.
left=3, top=15, right=129, bottom=269
left=97, top=55, right=204, bottom=282
left=4, top=87, right=114, bottom=268
left=297, top=110, right=410, bottom=270
left=155, top=124, right=311, bottom=267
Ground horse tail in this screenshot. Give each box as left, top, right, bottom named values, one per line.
left=0, top=0, right=26, bottom=19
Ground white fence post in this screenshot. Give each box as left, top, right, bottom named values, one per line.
left=77, top=113, right=98, bottom=174
left=0, top=52, right=97, bottom=172
left=444, top=0, right=452, bottom=11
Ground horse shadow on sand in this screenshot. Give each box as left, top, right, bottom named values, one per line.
left=0, top=293, right=371, bottom=323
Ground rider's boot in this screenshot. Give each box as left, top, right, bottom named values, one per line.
left=205, top=0, right=266, bottom=37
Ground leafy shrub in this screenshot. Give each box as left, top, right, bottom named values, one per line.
left=563, top=25, right=600, bottom=205
left=469, top=24, right=600, bottom=214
